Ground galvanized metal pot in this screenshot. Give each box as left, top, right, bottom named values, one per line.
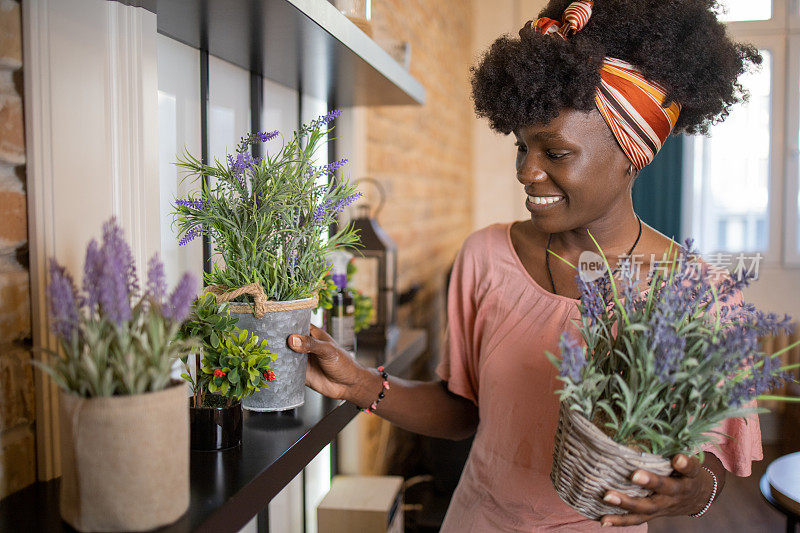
left=236, top=299, right=314, bottom=412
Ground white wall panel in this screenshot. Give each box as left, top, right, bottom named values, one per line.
left=269, top=472, right=304, bottom=533
left=209, top=56, right=251, bottom=164
left=304, top=445, right=332, bottom=533
left=156, top=34, right=203, bottom=287
left=23, top=0, right=159, bottom=479
left=263, top=78, right=300, bottom=143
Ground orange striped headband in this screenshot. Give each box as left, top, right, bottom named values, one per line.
left=532, top=0, right=681, bottom=169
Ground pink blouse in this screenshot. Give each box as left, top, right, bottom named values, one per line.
left=435, top=223, right=763, bottom=532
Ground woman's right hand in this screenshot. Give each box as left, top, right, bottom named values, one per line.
left=287, top=324, right=368, bottom=402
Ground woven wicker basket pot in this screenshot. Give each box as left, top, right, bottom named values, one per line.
left=58, top=382, right=189, bottom=532
left=550, top=403, right=674, bottom=520
left=236, top=297, right=316, bottom=412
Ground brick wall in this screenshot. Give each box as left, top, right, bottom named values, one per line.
left=366, top=0, right=474, bottom=362
left=0, top=0, right=36, bottom=499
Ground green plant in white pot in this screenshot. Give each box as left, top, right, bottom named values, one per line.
left=37, top=217, right=198, bottom=532
left=172, top=109, right=361, bottom=411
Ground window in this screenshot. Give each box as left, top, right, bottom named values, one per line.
left=689, top=50, right=772, bottom=254
left=684, top=1, right=800, bottom=269
left=717, top=0, right=772, bottom=22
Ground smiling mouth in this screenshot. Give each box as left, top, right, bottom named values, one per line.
left=527, top=195, right=565, bottom=207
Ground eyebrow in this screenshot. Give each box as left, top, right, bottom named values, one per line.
left=515, top=130, right=571, bottom=143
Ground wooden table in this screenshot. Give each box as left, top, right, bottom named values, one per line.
left=0, top=328, right=427, bottom=533
left=760, top=452, right=800, bottom=533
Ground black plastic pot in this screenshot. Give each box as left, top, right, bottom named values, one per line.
left=189, top=399, right=243, bottom=451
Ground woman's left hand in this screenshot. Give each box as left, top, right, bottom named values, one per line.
left=598, top=454, right=713, bottom=527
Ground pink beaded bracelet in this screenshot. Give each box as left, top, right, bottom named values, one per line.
left=359, top=365, right=390, bottom=414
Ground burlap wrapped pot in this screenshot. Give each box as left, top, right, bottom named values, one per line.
left=58, top=382, right=189, bottom=532
left=550, top=403, right=674, bottom=520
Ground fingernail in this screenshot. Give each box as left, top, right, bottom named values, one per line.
left=632, top=471, right=648, bottom=484
left=603, top=494, right=621, bottom=505
left=675, top=455, right=687, bottom=469
left=601, top=521, right=611, bottom=527
left=291, top=336, right=301, bottom=348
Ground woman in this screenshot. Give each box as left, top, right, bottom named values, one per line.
left=289, top=1, right=763, bottom=530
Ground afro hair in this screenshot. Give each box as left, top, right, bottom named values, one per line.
left=470, top=0, right=762, bottom=136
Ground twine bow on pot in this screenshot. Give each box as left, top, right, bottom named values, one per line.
left=204, top=283, right=319, bottom=318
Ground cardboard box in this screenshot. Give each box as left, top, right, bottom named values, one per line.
left=317, top=475, right=404, bottom=533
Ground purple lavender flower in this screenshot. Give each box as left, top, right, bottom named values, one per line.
left=164, top=272, right=197, bottom=322
left=331, top=192, right=362, bottom=214
left=227, top=151, right=260, bottom=188
left=146, top=254, right=167, bottom=304
left=102, top=218, right=138, bottom=297
left=82, top=239, right=103, bottom=311
left=729, top=352, right=792, bottom=407
left=647, top=313, right=686, bottom=383
left=558, top=332, right=587, bottom=383
left=575, top=272, right=611, bottom=327
left=308, top=158, right=349, bottom=177
left=309, top=109, right=341, bottom=129
left=311, top=192, right=363, bottom=227
left=253, top=130, right=279, bottom=143
left=47, top=259, right=80, bottom=342
left=175, top=198, right=209, bottom=210
left=97, top=252, right=131, bottom=326
left=312, top=198, right=334, bottom=227
left=179, top=226, right=203, bottom=246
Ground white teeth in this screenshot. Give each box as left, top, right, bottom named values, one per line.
left=528, top=195, right=563, bottom=205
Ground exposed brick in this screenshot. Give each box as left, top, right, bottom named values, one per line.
left=0, top=188, right=25, bottom=248
left=0, top=257, right=30, bottom=343
left=0, top=92, right=24, bottom=165
left=0, top=342, right=35, bottom=432
left=0, top=424, right=36, bottom=498
left=0, top=0, right=21, bottom=71
left=364, top=0, right=473, bottom=341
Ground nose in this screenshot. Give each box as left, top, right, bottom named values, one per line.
left=516, top=158, right=548, bottom=186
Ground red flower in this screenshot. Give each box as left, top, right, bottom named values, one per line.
left=264, top=370, right=276, bottom=381
left=213, top=368, right=226, bottom=377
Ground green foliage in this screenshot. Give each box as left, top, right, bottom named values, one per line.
left=315, top=274, right=338, bottom=311
left=37, top=298, right=197, bottom=397
left=180, top=294, right=278, bottom=407
left=352, top=290, right=374, bottom=334
left=315, top=260, right=375, bottom=333
left=172, top=119, right=361, bottom=303
left=200, top=329, right=277, bottom=406
left=179, top=294, right=241, bottom=406
left=346, top=259, right=375, bottom=333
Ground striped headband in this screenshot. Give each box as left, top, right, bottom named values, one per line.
left=531, top=0, right=681, bottom=169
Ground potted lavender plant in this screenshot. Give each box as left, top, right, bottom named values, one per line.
left=546, top=235, right=800, bottom=520
left=37, top=217, right=197, bottom=532
left=180, top=294, right=277, bottom=450
left=172, top=110, right=361, bottom=411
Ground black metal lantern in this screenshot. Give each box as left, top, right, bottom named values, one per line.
left=348, top=178, right=398, bottom=350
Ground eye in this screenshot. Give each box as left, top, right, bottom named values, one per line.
left=546, top=151, right=568, bottom=160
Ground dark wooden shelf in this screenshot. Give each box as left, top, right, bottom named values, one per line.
left=0, top=328, right=427, bottom=533
left=153, top=0, right=426, bottom=106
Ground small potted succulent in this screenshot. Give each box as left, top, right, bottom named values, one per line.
left=546, top=234, right=800, bottom=520
left=172, top=109, right=361, bottom=411
left=36, top=217, right=197, bottom=532
left=180, top=294, right=277, bottom=450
